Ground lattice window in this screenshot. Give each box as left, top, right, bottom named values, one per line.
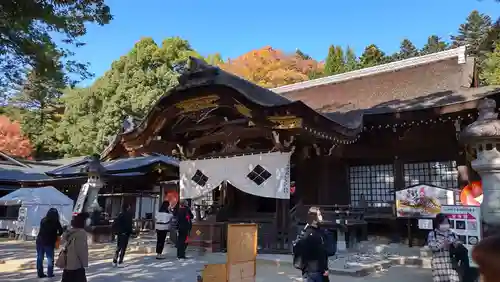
left=349, top=165, right=395, bottom=208
left=403, top=161, right=458, bottom=189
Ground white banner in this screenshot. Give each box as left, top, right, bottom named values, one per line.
left=179, top=152, right=291, bottom=200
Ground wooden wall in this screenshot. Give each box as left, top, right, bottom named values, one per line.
left=296, top=121, right=464, bottom=207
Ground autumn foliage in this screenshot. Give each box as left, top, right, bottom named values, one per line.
left=0, top=115, right=33, bottom=158
left=218, top=46, right=323, bottom=88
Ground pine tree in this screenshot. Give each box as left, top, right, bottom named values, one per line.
left=398, top=39, right=419, bottom=59
left=359, top=44, right=386, bottom=67
left=421, top=35, right=449, bottom=55
left=295, top=49, right=312, bottom=60
left=344, top=47, right=359, bottom=71
left=480, top=42, right=500, bottom=85
left=324, top=45, right=345, bottom=75
left=451, top=10, right=492, bottom=58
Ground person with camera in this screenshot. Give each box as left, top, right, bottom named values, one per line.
left=292, top=206, right=329, bottom=282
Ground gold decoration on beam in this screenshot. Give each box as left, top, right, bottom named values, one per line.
left=268, top=116, right=303, bottom=129
left=174, top=95, right=219, bottom=113
left=234, top=103, right=253, bottom=118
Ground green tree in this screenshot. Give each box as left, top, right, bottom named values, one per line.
left=344, top=46, right=359, bottom=72
left=451, top=10, right=492, bottom=58
left=10, top=71, right=65, bottom=158
left=324, top=45, right=345, bottom=75
left=0, top=0, right=113, bottom=91
left=480, top=42, right=500, bottom=85
left=359, top=44, right=386, bottom=67
left=397, top=39, right=419, bottom=59
left=421, top=35, right=449, bottom=55
left=205, top=53, right=224, bottom=65
left=56, top=37, right=201, bottom=156
left=295, top=49, right=312, bottom=60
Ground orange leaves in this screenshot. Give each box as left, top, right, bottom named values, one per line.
left=218, top=46, right=322, bottom=88
left=0, top=115, right=33, bottom=158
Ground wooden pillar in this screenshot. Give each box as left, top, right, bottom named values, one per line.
left=318, top=156, right=328, bottom=205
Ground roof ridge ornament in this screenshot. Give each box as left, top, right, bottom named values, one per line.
left=176, top=57, right=219, bottom=88
left=477, top=98, right=498, bottom=121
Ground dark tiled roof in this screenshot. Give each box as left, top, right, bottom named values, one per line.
left=47, top=155, right=179, bottom=177
left=0, top=164, right=52, bottom=181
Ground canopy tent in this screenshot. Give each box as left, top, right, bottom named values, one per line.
left=0, top=187, right=73, bottom=237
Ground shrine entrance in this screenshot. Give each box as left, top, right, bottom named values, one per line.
left=179, top=151, right=293, bottom=252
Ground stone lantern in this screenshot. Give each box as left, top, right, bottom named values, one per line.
left=79, top=154, right=107, bottom=214
left=460, top=98, right=500, bottom=237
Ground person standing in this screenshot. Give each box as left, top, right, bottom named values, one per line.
left=292, top=207, right=329, bottom=282
left=60, top=212, right=89, bottom=282
left=175, top=200, right=193, bottom=260
left=36, top=208, right=63, bottom=278
left=427, top=213, right=460, bottom=282
left=112, top=204, right=133, bottom=267
left=155, top=201, right=173, bottom=259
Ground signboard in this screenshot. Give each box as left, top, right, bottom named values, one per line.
left=441, top=205, right=481, bottom=267
left=418, top=218, right=434, bottom=230
left=396, top=184, right=455, bottom=218
left=73, top=183, right=89, bottom=214
left=16, top=207, right=27, bottom=236
left=227, top=224, right=257, bottom=282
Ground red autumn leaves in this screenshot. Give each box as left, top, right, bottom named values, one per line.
left=0, top=115, right=32, bottom=158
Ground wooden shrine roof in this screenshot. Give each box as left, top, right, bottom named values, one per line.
left=101, top=58, right=365, bottom=159
left=272, top=46, right=500, bottom=123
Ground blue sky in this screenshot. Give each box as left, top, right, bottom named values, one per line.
left=73, top=0, right=499, bottom=85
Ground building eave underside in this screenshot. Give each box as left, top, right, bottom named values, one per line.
left=323, top=86, right=500, bottom=127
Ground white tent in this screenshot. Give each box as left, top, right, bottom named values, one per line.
left=0, top=187, right=73, bottom=237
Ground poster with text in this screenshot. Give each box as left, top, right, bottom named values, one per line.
left=441, top=205, right=481, bottom=267
left=396, top=184, right=455, bottom=218
left=16, top=207, right=27, bottom=236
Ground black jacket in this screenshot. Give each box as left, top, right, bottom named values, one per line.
left=296, top=225, right=328, bottom=274
left=36, top=217, right=63, bottom=248
left=175, top=206, right=193, bottom=231
left=113, top=211, right=133, bottom=236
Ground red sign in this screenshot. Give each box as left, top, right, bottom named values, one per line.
left=446, top=213, right=476, bottom=220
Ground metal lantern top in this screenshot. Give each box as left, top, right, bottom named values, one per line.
left=80, top=154, right=107, bottom=177
left=460, top=98, right=500, bottom=145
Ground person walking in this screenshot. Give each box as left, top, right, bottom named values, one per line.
left=155, top=201, right=173, bottom=259
left=59, top=213, right=89, bottom=282
left=36, top=208, right=63, bottom=278
left=112, top=204, right=133, bottom=267
left=428, top=213, right=461, bottom=282
left=292, top=206, right=329, bottom=282
left=175, top=200, right=193, bottom=260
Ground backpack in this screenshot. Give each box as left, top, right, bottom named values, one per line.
left=292, top=226, right=309, bottom=270
left=323, top=229, right=337, bottom=257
